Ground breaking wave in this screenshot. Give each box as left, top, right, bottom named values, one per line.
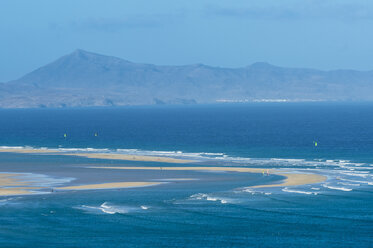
left=189, top=193, right=233, bottom=204
left=239, top=187, right=272, bottom=195
left=322, top=184, right=352, bottom=192
left=75, top=202, right=149, bottom=215
left=282, top=187, right=318, bottom=195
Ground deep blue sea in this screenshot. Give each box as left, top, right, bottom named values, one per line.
left=0, top=103, right=372, bottom=247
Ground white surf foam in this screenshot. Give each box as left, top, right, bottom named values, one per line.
left=338, top=182, right=360, bottom=187
left=282, top=187, right=318, bottom=195
left=0, top=198, right=17, bottom=205
left=99, top=202, right=129, bottom=214
left=76, top=202, right=148, bottom=215
left=15, top=173, right=74, bottom=188
left=238, top=187, right=272, bottom=195
left=241, top=188, right=256, bottom=194
left=0, top=146, right=24, bottom=149
left=322, top=184, right=352, bottom=192
left=189, top=193, right=231, bottom=204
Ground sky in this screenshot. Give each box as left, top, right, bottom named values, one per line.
left=1, top=0, right=373, bottom=81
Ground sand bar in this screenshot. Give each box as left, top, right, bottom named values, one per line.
left=0, top=148, right=57, bottom=154
left=0, top=173, right=30, bottom=187
left=0, top=188, right=33, bottom=196
left=0, top=173, right=35, bottom=196
left=253, top=173, right=327, bottom=188
left=57, top=181, right=162, bottom=190
left=0, top=148, right=194, bottom=163
left=89, top=166, right=326, bottom=187
left=65, top=153, right=193, bottom=163
left=89, top=166, right=266, bottom=173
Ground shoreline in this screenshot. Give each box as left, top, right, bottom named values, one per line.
left=0, top=173, right=36, bottom=196
left=0, top=148, right=193, bottom=164
left=253, top=173, right=327, bottom=188
left=89, top=166, right=327, bottom=187
left=0, top=172, right=165, bottom=196
left=57, top=181, right=162, bottom=190
left=0, top=148, right=58, bottom=154
left=64, top=153, right=193, bottom=164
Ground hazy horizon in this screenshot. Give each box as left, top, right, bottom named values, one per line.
left=7, top=48, right=373, bottom=84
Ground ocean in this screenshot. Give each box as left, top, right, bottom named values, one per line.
left=0, top=103, right=372, bottom=247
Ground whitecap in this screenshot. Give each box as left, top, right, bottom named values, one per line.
left=338, top=182, right=360, bottom=187
left=339, top=172, right=369, bottom=178
left=98, top=202, right=133, bottom=214
left=0, top=146, right=25, bottom=149
left=76, top=202, right=147, bottom=215
left=241, top=188, right=255, bottom=194
left=190, top=193, right=208, bottom=200
left=282, top=187, right=317, bottom=195
left=322, top=184, right=352, bottom=191
left=339, top=178, right=373, bottom=186
left=240, top=188, right=271, bottom=195
left=189, top=193, right=231, bottom=204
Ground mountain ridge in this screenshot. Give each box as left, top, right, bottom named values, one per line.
left=1, top=49, right=373, bottom=108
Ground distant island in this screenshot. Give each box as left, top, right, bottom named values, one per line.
left=1, top=49, right=373, bottom=108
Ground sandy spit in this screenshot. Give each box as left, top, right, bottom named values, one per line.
left=89, top=166, right=327, bottom=187
left=64, top=153, right=193, bottom=163
left=57, top=181, right=162, bottom=190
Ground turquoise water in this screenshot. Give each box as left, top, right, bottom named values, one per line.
left=0, top=103, right=372, bottom=247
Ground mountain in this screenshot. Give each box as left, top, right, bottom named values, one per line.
left=1, top=49, right=373, bottom=108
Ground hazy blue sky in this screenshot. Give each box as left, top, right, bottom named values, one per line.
left=1, top=0, right=373, bottom=81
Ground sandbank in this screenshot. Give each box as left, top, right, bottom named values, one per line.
left=0, top=171, right=162, bottom=195
left=0, top=173, right=35, bottom=196
left=0, top=148, right=194, bottom=163
left=0, top=148, right=57, bottom=154
left=253, top=173, right=327, bottom=188
left=64, top=153, right=193, bottom=163
left=0, top=188, right=33, bottom=196
left=89, top=166, right=265, bottom=173
left=57, top=181, right=162, bottom=190
left=0, top=173, right=29, bottom=187
left=89, top=166, right=326, bottom=187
